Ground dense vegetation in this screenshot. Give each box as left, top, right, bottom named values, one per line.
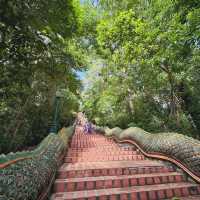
left=1, top=0, right=200, bottom=153
left=81, top=0, right=200, bottom=138
left=0, top=0, right=89, bottom=153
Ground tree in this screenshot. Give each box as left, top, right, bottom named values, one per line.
left=82, top=0, right=200, bottom=137
left=0, top=0, right=84, bottom=153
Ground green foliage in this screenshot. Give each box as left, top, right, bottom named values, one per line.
left=0, top=0, right=84, bottom=153
left=81, top=0, right=200, bottom=138
left=1, top=0, right=200, bottom=153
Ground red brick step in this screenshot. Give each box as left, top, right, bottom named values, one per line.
left=58, top=161, right=174, bottom=179
left=54, top=172, right=185, bottom=192
left=64, top=155, right=145, bottom=163
left=51, top=182, right=200, bottom=200
left=50, top=126, right=200, bottom=200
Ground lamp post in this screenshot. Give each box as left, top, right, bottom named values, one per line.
left=50, top=90, right=63, bottom=133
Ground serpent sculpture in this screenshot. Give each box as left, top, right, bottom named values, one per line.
left=94, top=125, right=200, bottom=183
left=0, top=126, right=74, bottom=200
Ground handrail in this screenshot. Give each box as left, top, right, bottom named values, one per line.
left=0, top=126, right=74, bottom=200
left=110, top=136, right=200, bottom=183
left=0, top=135, right=55, bottom=169
left=37, top=149, right=66, bottom=200
left=0, top=157, right=32, bottom=169
left=95, top=126, right=200, bottom=184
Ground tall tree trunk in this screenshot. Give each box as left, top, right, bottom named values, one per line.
left=160, top=64, right=180, bottom=126
left=126, top=88, right=134, bottom=115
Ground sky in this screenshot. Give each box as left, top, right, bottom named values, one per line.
left=80, top=0, right=99, bottom=6
left=76, top=70, right=86, bottom=80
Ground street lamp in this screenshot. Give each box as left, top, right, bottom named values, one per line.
left=50, top=90, right=63, bottom=133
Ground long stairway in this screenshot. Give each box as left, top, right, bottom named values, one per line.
left=51, top=126, right=200, bottom=200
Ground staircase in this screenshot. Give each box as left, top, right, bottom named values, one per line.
left=51, top=126, right=200, bottom=200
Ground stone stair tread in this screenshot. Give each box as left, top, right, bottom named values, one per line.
left=69, top=145, right=119, bottom=149
left=55, top=172, right=182, bottom=182
left=64, top=155, right=145, bottom=163
left=174, top=195, right=200, bottom=200
left=51, top=182, right=198, bottom=199
left=59, top=160, right=166, bottom=171
left=65, top=155, right=140, bottom=159
left=65, top=155, right=141, bottom=159
left=66, top=151, right=138, bottom=155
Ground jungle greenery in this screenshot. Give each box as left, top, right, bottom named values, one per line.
left=81, top=0, right=200, bottom=138
left=0, top=0, right=88, bottom=153
left=0, top=0, right=200, bottom=153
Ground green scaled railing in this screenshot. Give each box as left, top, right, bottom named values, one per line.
left=0, top=126, right=74, bottom=200
left=94, top=126, right=200, bottom=183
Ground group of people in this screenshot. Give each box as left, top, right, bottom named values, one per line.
left=76, top=112, right=93, bottom=134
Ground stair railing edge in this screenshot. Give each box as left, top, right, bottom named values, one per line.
left=0, top=125, right=75, bottom=200
left=37, top=125, right=75, bottom=200
left=111, top=136, right=200, bottom=183
left=0, top=134, right=55, bottom=169
left=94, top=125, right=200, bottom=184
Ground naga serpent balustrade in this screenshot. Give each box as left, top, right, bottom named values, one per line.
left=94, top=126, right=200, bottom=183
